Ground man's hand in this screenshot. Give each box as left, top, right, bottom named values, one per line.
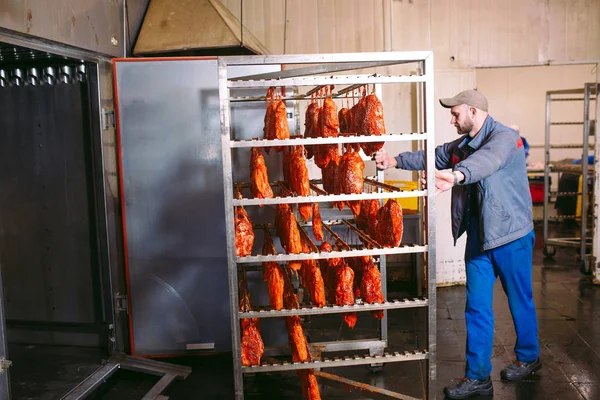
left=374, top=150, right=397, bottom=170
left=420, top=170, right=465, bottom=195
left=434, top=171, right=455, bottom=195
left=434, top=170, right=465, bottom=195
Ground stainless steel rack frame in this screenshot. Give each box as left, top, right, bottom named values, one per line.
left=593, top=81, right=600, bottom=285
left=218, top=52, right=436, bottom=400
left=543, top=83, right=597, bottom=273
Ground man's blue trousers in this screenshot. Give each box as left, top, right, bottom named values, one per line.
left=464, top=228, right=539, bottom=380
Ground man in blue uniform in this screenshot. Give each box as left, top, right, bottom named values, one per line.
left=375, top=90, right=541, bottom=399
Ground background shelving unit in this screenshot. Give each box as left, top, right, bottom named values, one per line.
left=543, top=83, right=597, bottom=273
left=218, top=52, right=436, bottom=399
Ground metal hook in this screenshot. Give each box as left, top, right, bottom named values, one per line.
left=42, top=67, right=56, bottom=85
left=10, top=69, right=24, bottom=86
left=59, top=66, right=72, bottom=84
left=76, top=64, right=86, bottom=82
left=26, top=68, right=40, bottom=86
left=0, top=69, right=8, bottom=88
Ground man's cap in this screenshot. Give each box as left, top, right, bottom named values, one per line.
left=439, top=89, right=488, bottom=112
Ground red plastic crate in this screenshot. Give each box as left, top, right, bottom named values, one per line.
left=529, top=182, right=544, bottom=204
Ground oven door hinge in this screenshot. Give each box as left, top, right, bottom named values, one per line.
left=115, top=292, right=128, bottom=314
left=107, top=323, right=117, bottom=355
left=0, top=358, right=12, bottom=373
left=102, top=108, right=116, bottom=130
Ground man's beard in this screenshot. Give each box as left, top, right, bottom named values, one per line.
left=456, top=119, right=474, bottom=135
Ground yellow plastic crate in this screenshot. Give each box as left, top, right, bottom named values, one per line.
left=576, top=175, right=583, bottom=219
left=385, top=180, right=419, bottom=211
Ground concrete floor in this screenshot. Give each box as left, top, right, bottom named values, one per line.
left=9, top=344, right=105, bottom=400
left=90, top=225, right=600, bottom=399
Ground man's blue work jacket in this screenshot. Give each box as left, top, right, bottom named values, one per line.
left=394, top=115, right=533, bottom=251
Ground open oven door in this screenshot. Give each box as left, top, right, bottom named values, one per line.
left=113, top=58, right=281, bottom=357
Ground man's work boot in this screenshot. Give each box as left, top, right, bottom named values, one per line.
left=443, top=377, right=493, bottom=399
left=501, top=357, right=542, bottom=381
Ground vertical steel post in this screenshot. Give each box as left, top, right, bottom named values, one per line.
left=544, top=94, right=551, bottom=249
left=423, top=53, right=436, bottom=400
left=581, top=83, right=592, bottom=271
left=593, top=78, right=600, bottom=283
left=375, top=83, right=388, bottom=348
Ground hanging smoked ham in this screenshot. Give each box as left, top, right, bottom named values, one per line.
left=339, top=148, right=364, bottom=193
left=287, top=327, right=318, bottom=400
left=262, top=230, right=284, bottom=310
left=318, top=242, right=332, bottom=303
left=361, top=257, right=386, bottom=320
left=350, top=91, right=367, bottom=137
left=338, top=106, right=350, bottom=133
left=297, top=370, right=321, bottom=400
left=321, top=152, right=345, bottom=211
left=319, top=241, right=356, bottom=328
left=320, top=241, right=341, bottom=304
left=321, top=152, right=340, bottom=195
left=239, top=278, right=264, bottom=366
left=339, top=148, right=364, bottom=217
left=286, top=314, right=310, bottom=363
left=235, top=206, right=254, bottom=257
left=335, top=259, right=357, bottom=329
left=347, top=257, right=364, bottom=299
left=283, top=269, right=301, bottom=310
left=311, top=203, right=324, bottom=242
left=300, top=243, right=326, bottom=307
left=314, top=87, right=339, bottom=169
left=282, top=272, right=321, bottom=400
left=281, top=269, right=302, bottom=334
left=240, top=317, right=263, bottom=366
left=285, top=146, right=312, bottom=222
left=368, top=203, right=381, bottom=243
left=359, top=92, right=385, bottom=156
left=250, top=147, right=273, bottom=205
left=274, top=93, right=291, bottom=145
left=375, top=199, right=403, bottom=248
left=275, top=203, right=302, bottom=271
left=355, top=199, right=380, bottom=234
left=340, top=94, right=361, bottom=152
left=304, top=95, right=320, bottom=159
left=263, top=87, right=278, bottom=154
left=263, top=87, right=290, bottom=153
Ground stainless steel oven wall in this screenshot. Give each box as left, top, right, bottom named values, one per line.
left=0, top=1, right=124, bottom=57
left=114, top=59, right=231, bottom=355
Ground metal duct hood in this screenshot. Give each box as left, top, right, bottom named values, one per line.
left=133, top=0, right=269, bottom=56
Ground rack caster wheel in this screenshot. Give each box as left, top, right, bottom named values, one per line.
left=543, top=246, right=556, bottom=258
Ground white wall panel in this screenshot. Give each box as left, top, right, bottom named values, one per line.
left=432, top=69, right=477, bottom=286
left=477, top=64, right=597, bottom=167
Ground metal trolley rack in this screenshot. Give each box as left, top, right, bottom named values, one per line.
left=218, top=52, right=436, bottom=399
left=543, top=83, right=597, bottom=273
